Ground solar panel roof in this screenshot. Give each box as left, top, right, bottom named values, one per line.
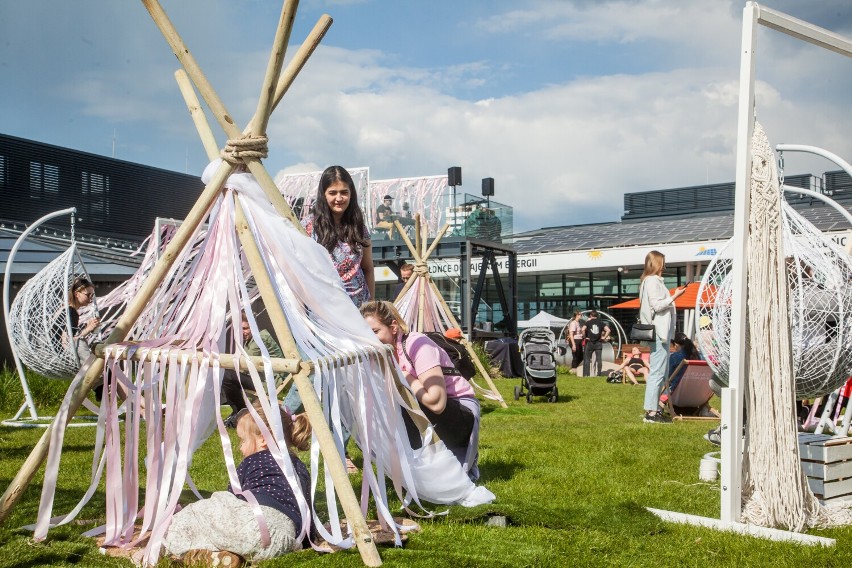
left=513, top=197, right=852, bottom=254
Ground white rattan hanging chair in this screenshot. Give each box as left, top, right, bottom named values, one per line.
left=3, top=208, right=100, bottom=425
left=696, top=197, right=852, bottom=400
left=10, top=244, right=93, bottom=379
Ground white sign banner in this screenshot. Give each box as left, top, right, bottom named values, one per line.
left=374, top=231, right=851, bottom=282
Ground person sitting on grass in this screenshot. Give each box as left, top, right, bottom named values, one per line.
left=360, top=300, right=482, bottom=482
left=221, top=317, right=286, bottom=428
left=665, top=332, right=701, bottom=393
left=615, top=347, right=649, bottom=386
left=163, top=399, right=311, bottom=566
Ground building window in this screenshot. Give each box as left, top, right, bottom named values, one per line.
left=29, top=161, right=59, bottom=198
left=564, top=273, right=591, bottom=298
left=29, top=162, right=42, bottom=198
left=81, top=171, right=110, bottom=222
left=44, top=164, right=59, bottom=195
left=0, top=155, right=6, bottom=189
left=533, top=273, right=563, bottom=317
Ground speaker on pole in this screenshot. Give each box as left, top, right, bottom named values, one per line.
left=448, top=166, right=462, bottom=187
left=481, top=177, right=494, bottom=197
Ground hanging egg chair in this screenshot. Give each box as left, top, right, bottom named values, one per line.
left=9, top=244, right=94, bottom=379
left=696, top=199, right=852, bottom=399
left=3, top=208, right=99, bottom=425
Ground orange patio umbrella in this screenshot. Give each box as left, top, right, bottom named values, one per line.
left=609, top=281, right=717, bottom=310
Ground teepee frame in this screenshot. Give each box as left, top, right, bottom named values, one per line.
left=0, top=1, right=384, bottom=564
left=393, top=216, right=508, bottom=408
left=648, top=2, right=852, bottom=546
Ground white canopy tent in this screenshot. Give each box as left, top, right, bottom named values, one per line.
left=517, top=311, right=570, bottom=330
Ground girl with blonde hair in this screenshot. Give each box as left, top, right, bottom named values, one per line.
left=639, top=250, right=686, bottom=423
left=360, top=300, right=482, bottom=481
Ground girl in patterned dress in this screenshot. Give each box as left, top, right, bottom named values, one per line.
left=301, top=165, right=374, bottom=306
left=285, top=166, right=374, bottom=473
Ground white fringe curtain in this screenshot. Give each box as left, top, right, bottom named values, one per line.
left=31, top=160, right=494, bottom=566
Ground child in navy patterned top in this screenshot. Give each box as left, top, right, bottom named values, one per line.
left=163, top=400, right=312, bottom=565
left=231, top=401, right=312, bottom=529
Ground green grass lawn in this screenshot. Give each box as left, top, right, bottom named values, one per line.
left=2, top=371, right=852, bottom=567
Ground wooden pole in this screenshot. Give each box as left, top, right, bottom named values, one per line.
left=92, top=344, right=304, bottom=375
left=0, top=365, right=102, bottom=522
left=394, top=220, right=421, bottom=265
left=252, top=0, right=299, bottom=136
left=422, top=224, right=450, bottom=262
left=461, top=337, right=507, bottom=408
left=247, top=14, right=333, bottom=133
left=234, top=197, right=381, bottom=566
left=290, top=362, right=380, bottom=566
left=142, top=0, right=238, bottom=139
left=414, top=213, right=421, bottom=258
left=415, top=217, right=427, bottom=331
left=392, top=219, right=423, bottom=304
left=175, top=69, right=219, bottom=160
left=234, top=198, right=300, bottom=361
left=391, top=217, right=506, bottom=408
left=427, top=278, right=508, bottom=408
left=142, top=0, right=306, bottom=232
left=0, top=160, right=237, bottom=523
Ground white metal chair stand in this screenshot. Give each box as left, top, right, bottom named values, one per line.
left=3, top=208, right=100, bottom=427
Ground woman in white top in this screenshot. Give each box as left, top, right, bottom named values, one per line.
left=639, top=250, right=686, bottom=423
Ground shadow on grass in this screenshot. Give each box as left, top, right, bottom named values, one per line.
left=0, top=444, right=96, bottom=461
left=4, top=551, right=91, bottom=568
left=475, top=500, right=668, bottom=536
left=477, top=457, right=523, bottom=483
left=2, top=485, right=107, bottom=525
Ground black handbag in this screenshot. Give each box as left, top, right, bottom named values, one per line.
left=631, top=280, right=656, bottom=342
left=629, top=323, right=655, bottom=342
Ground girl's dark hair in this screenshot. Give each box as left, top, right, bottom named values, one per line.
left=672, top=332, right=699, bottom=358
left=311, top=166, right=369, bottom=254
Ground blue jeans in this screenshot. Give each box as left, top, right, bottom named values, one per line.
left=643, top=335, right=669, bottom=412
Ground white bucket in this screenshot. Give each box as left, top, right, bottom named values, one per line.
left=699, top=457, right=718, bottom=481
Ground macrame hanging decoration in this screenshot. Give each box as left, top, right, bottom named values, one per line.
left=727, top=121, right=852, bottom=530
left=696, top=153, right=852, bottom=401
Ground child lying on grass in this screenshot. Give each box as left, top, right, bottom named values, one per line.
left=164, top=399, right=312, bottom=566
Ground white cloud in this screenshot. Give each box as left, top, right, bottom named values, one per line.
left=5, top=0, right=852, bottom=233
left=256, top=1, right=852, bottom=232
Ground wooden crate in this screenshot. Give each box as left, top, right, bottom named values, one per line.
left=799, top=433, right=852, bottom=504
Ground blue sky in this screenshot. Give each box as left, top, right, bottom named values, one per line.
left=2, top=0, right=852, bottom=232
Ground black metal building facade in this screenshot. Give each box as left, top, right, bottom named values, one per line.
left=0, top=133, right=203, bottom=239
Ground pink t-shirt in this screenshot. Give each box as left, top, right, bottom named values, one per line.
left=568, top=320, right=582, bottom=339
left=395, top=332, right=474, bottom=399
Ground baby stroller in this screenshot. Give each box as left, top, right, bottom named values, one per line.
left=514, top=327, right=558, bottom=403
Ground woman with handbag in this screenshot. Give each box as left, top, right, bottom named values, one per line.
left=639, top=250, right=686, bottom=423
